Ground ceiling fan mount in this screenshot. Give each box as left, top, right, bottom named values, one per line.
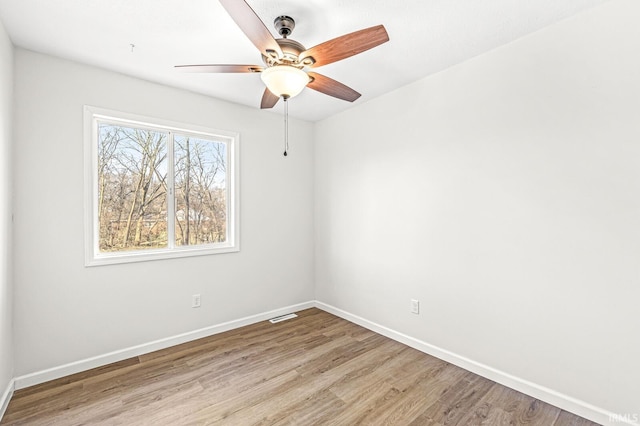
left=274, top=15, right=295, bottom=38
left=175, top=0, right=389, bottom=109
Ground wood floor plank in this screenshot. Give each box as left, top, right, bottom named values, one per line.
left=1, top=308, right=602, bottom=426
left=327, top=340, right=409, bottom=403
left=457, top=382, right=562, bottom=425
left=554, top=410, right=602, bottom=426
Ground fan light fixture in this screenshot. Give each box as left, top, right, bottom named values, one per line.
left=261, top=65, right=309, bottom=99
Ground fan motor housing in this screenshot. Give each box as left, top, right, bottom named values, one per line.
left=262, top=38, right=306, bottom=66
left=278, top=38, right=305, bottom=57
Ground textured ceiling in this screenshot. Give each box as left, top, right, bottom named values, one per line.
left=0, top=0, right=608, bottom=121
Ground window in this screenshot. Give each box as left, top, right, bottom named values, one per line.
left=84, top=106, right=239, bottom=266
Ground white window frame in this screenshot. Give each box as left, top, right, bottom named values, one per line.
left=84, top=105, right=240, bottom=266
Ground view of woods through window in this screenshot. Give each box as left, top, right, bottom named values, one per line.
left=97, top=122, right=228, bottom=253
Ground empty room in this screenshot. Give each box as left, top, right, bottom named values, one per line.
left=0, top=0, right=638, bottom=424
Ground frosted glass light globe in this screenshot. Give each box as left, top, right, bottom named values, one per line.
left=261, top=65, right=309, bottom=99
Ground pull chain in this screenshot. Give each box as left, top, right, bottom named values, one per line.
left=283, top=96, right=289, bottom=156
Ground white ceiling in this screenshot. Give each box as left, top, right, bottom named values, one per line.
left=0, top=0, right=608, bottom=122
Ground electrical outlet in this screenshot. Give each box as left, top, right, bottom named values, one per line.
left=192, top=294, right=201, bottom=308
left=411, top=299, right=420, bottom=315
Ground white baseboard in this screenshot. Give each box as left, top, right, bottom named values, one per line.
left=13, top=301, right=314, bottom=390
left=315, top=301, right=637, bottom=426
left=8, top=300, right=636, bottom=426
left=0, top=378, right=14, bottom=421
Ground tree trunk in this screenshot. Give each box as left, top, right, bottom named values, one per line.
left=183, top=138, right=191, bottom=245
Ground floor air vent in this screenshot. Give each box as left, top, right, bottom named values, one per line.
left=269, top=313, right=298, bottom=323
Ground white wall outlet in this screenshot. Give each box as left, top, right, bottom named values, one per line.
left=411, top=299, right=420, bottom=314
left=192, top=294, right=201, bottom=308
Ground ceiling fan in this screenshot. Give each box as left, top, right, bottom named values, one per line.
left=175, top=0, right=390, bottom=109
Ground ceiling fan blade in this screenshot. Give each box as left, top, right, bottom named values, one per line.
left=299, top=25, right=389, bottom=68
left=307, top=72, right=361, bottom=102
left=261, top=88, right=280, bottom=109
left=219, top=0, right=283, bottom=58
left=175, top=64, right=263, bottom=73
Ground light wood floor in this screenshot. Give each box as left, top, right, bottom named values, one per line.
left=2, top=308, right=600, bottom=425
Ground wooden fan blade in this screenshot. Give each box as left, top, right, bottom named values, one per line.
left=307, top=72, right=361, bottom=102
left=219, top=0, right=283, bottom=58
left=299, top=25, right=389, bottom=68
left=261, top=88, right=280, bottom=109
left=175, top=64, right=263, bottom=73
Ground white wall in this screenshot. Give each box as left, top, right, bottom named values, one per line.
left=316, top=0, right=639, bottom=419
left=12, top=49, right=315, bottom=376
left=0, top=15, right=14, bottom=406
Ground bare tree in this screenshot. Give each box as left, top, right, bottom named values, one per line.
left=97, top=125, right=227, bottom=253
left=98, top=125, right=167, bottom=251
left=175, top=136, right=227, bottom=245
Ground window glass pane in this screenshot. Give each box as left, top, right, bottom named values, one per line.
left=85, top=106, right=238, bottom=266
left=174, top=135, right=227, bottom=247
left=97, top=124, right=168, bottom=252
